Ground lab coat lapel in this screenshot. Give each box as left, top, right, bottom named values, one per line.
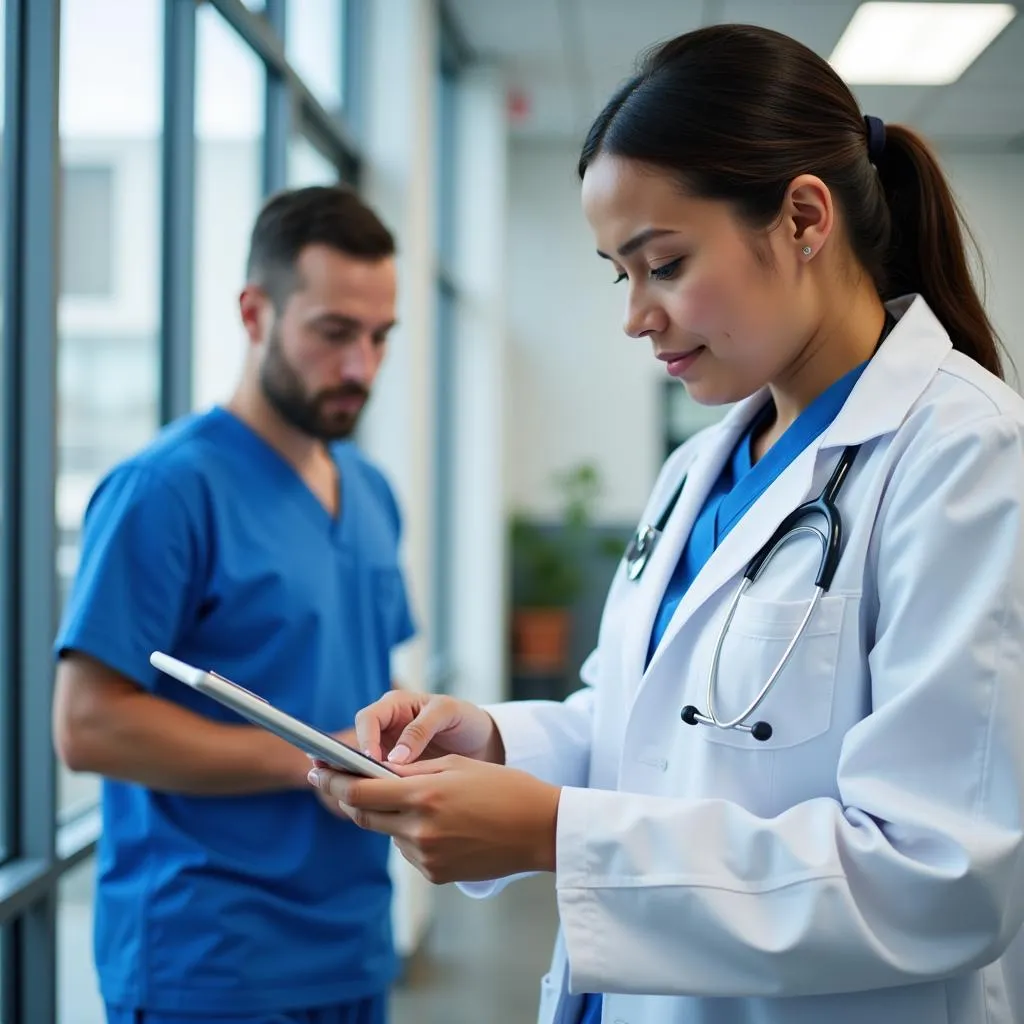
left=620, top=407, right=752, bottom=692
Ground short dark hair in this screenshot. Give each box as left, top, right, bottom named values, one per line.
left=245, top=185, right=396, bottom=309
left=579, top=24, right=1001, bottom=379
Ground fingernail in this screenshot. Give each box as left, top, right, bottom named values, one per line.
left=307, top=768, right=322, bottom=786
left=388, top=744, right=411, bottom=764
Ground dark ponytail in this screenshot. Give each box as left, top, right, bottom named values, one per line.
left=579, top=25, right=1003, bottom=380
left=875, top=124, right=1001, bottom=377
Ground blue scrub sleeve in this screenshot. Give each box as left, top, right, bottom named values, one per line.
left=55, top=464, right=206, bottom=691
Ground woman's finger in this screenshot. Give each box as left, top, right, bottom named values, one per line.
left=388, top=696, right=461, bottom=764
left=387, top=754, right=462, bottom=777
left=308, top=768, right=415, bottom=813
left=354, top=692, right=415, bottom=760
left=338, top=802, right=404, bottom=837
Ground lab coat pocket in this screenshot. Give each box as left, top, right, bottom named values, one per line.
left=696, top=592, right=846, bottom=749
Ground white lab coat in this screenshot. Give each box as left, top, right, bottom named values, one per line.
left=469, top=295, right=1024, bottom=1024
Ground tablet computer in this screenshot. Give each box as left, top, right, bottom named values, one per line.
left=149, top=651, right=397, bottom=780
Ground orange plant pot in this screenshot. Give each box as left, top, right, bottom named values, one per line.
left=512, top=607, right=571, bottom=674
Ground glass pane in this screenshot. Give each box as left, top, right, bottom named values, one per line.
left=288, top=134, right=339, bottom=187
left=57, top=0, right=163, bottom=817
left=58, top=859, right=104, bottom=1024
left=286, top=0, right=344, bottom=113
left=1, top=926, right=6, bottom=1024
left=194, top=7, right=266, bottom=411
left=0, top=0, right=8, bottom=864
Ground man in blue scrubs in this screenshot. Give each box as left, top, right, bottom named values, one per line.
left=52, top=186, right=414, bottom=1024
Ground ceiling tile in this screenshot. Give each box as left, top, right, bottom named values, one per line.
left=719, top=0, right=861, bottom=56
left=578, top=0, right=704, bottom=66
left=445, top=0, right=563, bottom=60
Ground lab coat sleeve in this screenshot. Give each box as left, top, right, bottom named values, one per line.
left=485, top=665, right=596, bottom=787
left=555, top=414, right=1024, bottom=998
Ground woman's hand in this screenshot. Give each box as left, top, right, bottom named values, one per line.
left=312, top=728, right=360, bottom=819
left=307, top=756, right=560, bottom=884
left=354, top=690, right=505, bottom=766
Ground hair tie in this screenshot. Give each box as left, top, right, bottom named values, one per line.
left=864, top=114, right=886, bottom=165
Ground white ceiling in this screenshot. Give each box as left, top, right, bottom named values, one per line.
left=446, top=0, right=1024, bottom=148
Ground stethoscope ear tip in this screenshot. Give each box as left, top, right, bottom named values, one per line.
left=750, top=721, right=773, bottom=742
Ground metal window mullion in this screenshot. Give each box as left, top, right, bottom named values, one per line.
left=262, top=0, right=288, bottom=194
left=0, top=0, right=25, bottom=1020
left=0, top=811, right=99, bottom=929
left=439, top=0, right=473, bottom=73
left=160, top=0, right=197, bottom=424
left=342, top=0, right=367, bottom=152
left=6, top=0, right=61, bottom=1019
left=1, top=0, right=23, bottom=868
left=209, top=0, right=360, bottom=183
left=295, top=97, right=359, bottom=184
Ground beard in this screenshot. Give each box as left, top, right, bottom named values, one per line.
left=259, top=326, right=369, bottom=442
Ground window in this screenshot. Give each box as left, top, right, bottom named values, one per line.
left=56, top=0, right=163, bottom=819
left=1, top=926, right=8, bottom=1024
left=286, top=0, right=345, bottom=113
left=288, top=133, right=339, bottom=187
left=0, top=0, right=366, bottom=1015
left=193, top=6, right=266, bottom=411
left=60, top=166, right=114, bottom=297
left=0, top=0, right=8, bottom=867
left=57, top=860, right=103, bottom=1023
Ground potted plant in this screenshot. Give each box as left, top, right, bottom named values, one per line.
left=509, top=463, right=621, bottom=675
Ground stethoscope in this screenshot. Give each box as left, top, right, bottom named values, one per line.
left=627, top=444, right=859, bottom=742
left=625, top=315, right=892, bottom=742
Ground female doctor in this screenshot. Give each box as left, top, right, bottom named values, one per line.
left=308, top=23, right=1024, bottom=1024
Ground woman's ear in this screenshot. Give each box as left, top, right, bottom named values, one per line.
left=784, top=174, right=834, bottom=259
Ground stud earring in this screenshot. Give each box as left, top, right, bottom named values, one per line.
left=802, top=245, right=813, bottom=257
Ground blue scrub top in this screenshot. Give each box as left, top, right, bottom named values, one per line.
left=55, top=408, right=416, bottom=1016
left=580, top=358, right=869, bottom=1024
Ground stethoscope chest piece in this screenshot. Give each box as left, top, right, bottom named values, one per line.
left=625, top=525, right=659, bottom=581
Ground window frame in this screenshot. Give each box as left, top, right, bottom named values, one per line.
left=428, top=3, right=471, bottom=692
left=0, top=2, right=367, bottom=1019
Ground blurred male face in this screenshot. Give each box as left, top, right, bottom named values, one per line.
left=259, top=244, right=397, bottom=440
